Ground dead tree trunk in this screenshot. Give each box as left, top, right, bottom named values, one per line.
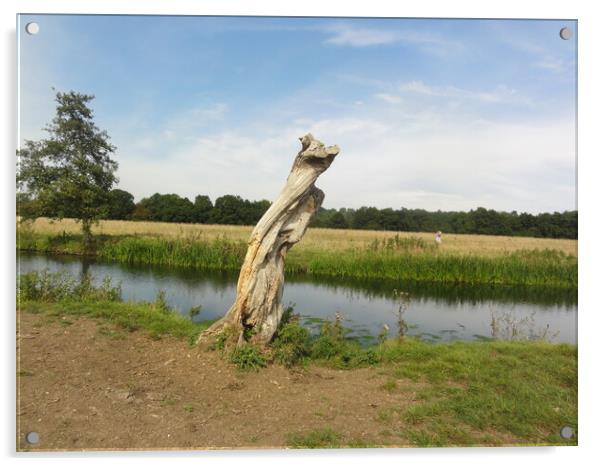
left=197, top=134, right=340, bottom=347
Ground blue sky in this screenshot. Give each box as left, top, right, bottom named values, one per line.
left=18, top=15, right=576, bottom=213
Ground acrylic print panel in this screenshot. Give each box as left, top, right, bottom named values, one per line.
left=16, top=15, right=577, bottom=451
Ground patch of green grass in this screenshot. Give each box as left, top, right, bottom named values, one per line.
left=380, top=379, right=397, bottom=393
left=97, top=325, right=126, bottom=340
left=383, top=338, right=578, bottom=445
left=346, top=438, right=381, bottom=448
left=18, top=270, right=213, bottom=342
left=22, top=299, right=213, bottom=342
left=287, top=427, right=342, bottom=449
left=376, top=408, right=394, bottom=424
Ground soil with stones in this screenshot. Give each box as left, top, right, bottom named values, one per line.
left=17, top=312, right=422, bottom=451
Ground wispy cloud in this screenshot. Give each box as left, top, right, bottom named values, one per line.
left=497, top=33, right=572, bottom=74
left=374, top=93, right=403, bottom=104
left=534, top=56, right=571, bottom=73
left=396, top=80, right=530, bottom=105
left=322, top=23, right=465, bottom=57
left=113, top=89, right=574, bottom=214
left=323, top=24, right=401, bottom=47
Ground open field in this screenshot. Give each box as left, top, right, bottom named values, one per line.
left=20, top=217, right=577, bottom=258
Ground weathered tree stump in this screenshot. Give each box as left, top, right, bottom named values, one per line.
left=197, top=134, right=340, bottom=347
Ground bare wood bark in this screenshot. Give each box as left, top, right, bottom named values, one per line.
left=197, top=133, right=340, bottom=347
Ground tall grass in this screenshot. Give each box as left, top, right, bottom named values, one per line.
left=18, top=270, right=212, bottom=342
left=100, top=235, right=247, bottom=270
left=306, top=248, right=577, bottom=288
left=17, top=230, right=577, bottom=288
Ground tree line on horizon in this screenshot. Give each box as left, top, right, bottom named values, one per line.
left=39, top=188, right=575, bottom=239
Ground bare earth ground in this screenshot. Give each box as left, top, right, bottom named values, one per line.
left=17, top=312, right=456, bottom=451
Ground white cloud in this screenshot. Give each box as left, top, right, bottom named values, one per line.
left=497, top=34, right=572, bottom=75
left=374, top=93, right=403, bottom=104
left=102, top=80, right=572, bottom=214
left=397, top=80, right=526, bottom=105
left=534, top=56, right=569, bottom=73
left=115, top=100, right=575, bottom=214
left=322, top=23, right=465, bottom=57
left=323, top=24, right=401, bottom=47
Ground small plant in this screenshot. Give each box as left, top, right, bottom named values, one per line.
left=213, top=331, right=228, bottom=351
left=183, top=404, right=194, bottom=413
left=287, top=427, right=342, bottom=449
left=229, top=344, right=267, bottom=371
left=353, top=348, right=381, bottom=366
left=242, top=325, right=257, bottom=341
left=272, top=322, right=310, bottom=367
left=153, top=289, right=172, bottom=314
left=378, top=324, right=390, bottom=344
left=380, top=379, right=397, bottom=393
left=279, top=302, right=297, bottom=328
left=392, top=289, right=410, bottom=341
left=187, top=304, right=202, bottom=321
left=490, top=310, right=559, bottom=342
left=210, top=326, right=239, bottom=352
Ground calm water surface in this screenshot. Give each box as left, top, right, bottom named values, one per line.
left=18, top=252, right=577, bottom=344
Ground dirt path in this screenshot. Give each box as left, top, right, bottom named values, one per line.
left=17, top=312, right=421, bottom=451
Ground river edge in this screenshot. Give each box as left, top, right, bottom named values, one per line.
left=17, top=230, right=578, bottom=288
left=17, top=297, right=577, bottom=450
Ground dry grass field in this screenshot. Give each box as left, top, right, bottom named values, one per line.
left=22, top=217, right=577, bottom=257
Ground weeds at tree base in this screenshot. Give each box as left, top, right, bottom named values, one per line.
left=229, top=345, right=267, bottom=371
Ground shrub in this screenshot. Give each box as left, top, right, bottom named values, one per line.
left=153, top=289, right=172, bottom=314
left=310, top=334, right=343, bottom=360
left=272, top=322, right=310, bottom=367
left=187, top=304, right=202, bottom=321
left=229, top=344, right=267, bottom=370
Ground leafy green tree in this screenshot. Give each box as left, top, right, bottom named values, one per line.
left=17, top=91, right=118, bottom=250
left=138, top=193, right=195, bottom=223
left=329, top=211, right=349, bottom=229
left=193, top=195, right=213, bottom=223
left=210, top=195, right=247, bottom=224
left=107, top=189, right=135, bottom=220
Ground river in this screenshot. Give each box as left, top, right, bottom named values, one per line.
left=18, top=252, right=577, bottom=344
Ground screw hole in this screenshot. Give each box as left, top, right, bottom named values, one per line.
left=25, top=22, right=39, bottom=35
left=559, top=27, right=572, bottom=40
left=25, top=431, right=39, bottom=444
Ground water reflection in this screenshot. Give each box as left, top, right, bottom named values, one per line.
left=17, top=252, right=577, bottom=344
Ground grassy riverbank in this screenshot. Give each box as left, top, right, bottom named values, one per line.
left=17, top=271, right=577, bottom=447
left=17, top=219, right=577, bottom=288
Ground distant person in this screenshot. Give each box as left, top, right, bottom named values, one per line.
left=435, top=231, right=442, bottom=244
